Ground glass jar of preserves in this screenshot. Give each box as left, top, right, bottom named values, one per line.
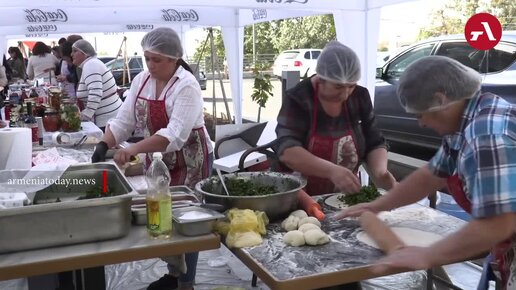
left=60, top=99, right=81, bottom=132
left=43, top=109, right=61, bottom=132
left=48, top=87, right=62, bottom=111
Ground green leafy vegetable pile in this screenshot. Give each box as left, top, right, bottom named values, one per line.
left=78, top=185, right=115, bottom=200
left=337, top=185, right=381, bottom=206
left=204, top=177, right=278, bottom=196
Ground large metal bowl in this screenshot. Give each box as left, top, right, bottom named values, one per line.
left=195, top=172, right=306, bottom=221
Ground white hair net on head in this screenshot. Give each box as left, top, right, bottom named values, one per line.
left=141, top=27, right=183, bottom=59
left=397, top=56, right=481, bottom=114
left=72, top=39, right=96, bottom=57
left=315, top=41, right=361, bottom=84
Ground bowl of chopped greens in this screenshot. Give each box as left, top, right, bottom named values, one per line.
left=195, top=172, right=306, bottom=221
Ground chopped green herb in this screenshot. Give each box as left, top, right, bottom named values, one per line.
left=337, top=185, right=381, bottom=206
left=203, top=177, right=278, bottom=196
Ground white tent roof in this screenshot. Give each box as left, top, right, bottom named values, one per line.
left=0, top=0, right=414, bottom=123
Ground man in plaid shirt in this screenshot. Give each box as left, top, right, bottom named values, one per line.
left=337, top=56, right=516, bottom=290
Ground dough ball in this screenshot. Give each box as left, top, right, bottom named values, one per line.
left=281, top=215, right=300, bottom=231
left=298, top=223, right=320, bottom=233
left=304, top=229, right=330, bottom=246
left=283, top=230, right=306, bottom=246
left=290, top=209, right=308, bottom=219
left=298, top=216, right=321, bottom=228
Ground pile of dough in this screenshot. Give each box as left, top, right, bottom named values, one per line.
left=281, top=209, right=330, bottom=247
left=283, top=230, right=305, bottom=246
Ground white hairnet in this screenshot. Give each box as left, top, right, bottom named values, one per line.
left=72, top=39, right=96, bottom=57
left=397, top=56, right=481, bottom=114
left=315, top=41, right=361, bottom=84
left=141, top=27, right=183, bottom=59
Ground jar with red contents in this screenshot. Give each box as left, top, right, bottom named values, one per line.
left=42, top=109, right=61, bottom=132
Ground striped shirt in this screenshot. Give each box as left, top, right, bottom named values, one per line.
left=429, top=93, right=516, bottom=218
left=76, top=57, right=122, bottom=128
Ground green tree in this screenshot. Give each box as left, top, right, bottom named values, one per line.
left=191, top=28, right=225, bottom=72
left=251, top=63, right=274, bottom=122
left=272, top=14, right=336, bottom=51
left=192, top=14, right=336, bottom=71
left=243, top=21, right=278, bottom=55
left=418, top=0, right=515, bottom=39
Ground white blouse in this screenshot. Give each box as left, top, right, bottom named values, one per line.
left=107, top=67, right=213, bottom=153
left=27, top=53, right=59, bottom=83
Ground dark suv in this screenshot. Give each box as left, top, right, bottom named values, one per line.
left=374, top=31, right=516, bottom=150
left=105, top=56, right=207, bottom=90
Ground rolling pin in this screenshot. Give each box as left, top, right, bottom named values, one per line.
left=359, top=211, right=405, bottom=254
left=298, top=189, right=326, bottom=221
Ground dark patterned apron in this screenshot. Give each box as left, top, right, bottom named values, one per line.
left=305, top=82, right=360, bottom=195
left=447, top=174, right=516, bottom=289
left=134, top=74, right=210, bottom=188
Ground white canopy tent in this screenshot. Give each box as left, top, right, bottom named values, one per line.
left=0, top=0, right=413, bottom=124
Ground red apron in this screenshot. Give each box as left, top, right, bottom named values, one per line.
left=134, top=75, right=210, bottom=188
left=447, top=175, right=516, bottom=289
left=305, top=83, right=360, bottom=196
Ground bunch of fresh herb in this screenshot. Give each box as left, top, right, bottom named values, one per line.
left=337, top=185, right=381, bottom=206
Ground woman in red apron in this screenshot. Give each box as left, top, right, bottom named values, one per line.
left=335, top=56, right=516, bottom=290
left=276, top=41, right=396, bottom=196
left=92, top=27, right=212, bottom=290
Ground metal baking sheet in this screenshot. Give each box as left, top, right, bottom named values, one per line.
left=0, top=163, right=136, bottom=253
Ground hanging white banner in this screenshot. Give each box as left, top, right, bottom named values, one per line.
left=0, top=6, right=237, bottom=27
left=0, top=23, right=189, bottom=37
left=0, top=0, right=364, bottom=10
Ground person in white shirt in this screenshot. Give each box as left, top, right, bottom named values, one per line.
left=26, top=42, right=59, bottom=84
left=71, top=40, right=122, bottom=130
left=91, top=27, right=213, bottom=290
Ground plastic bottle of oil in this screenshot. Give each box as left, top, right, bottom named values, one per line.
left=145, top=152, right=172, bottom=238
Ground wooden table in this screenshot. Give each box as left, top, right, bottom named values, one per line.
left=232, top=204, right=467, bottom=290
left=0, top=225, right=220, bottom=283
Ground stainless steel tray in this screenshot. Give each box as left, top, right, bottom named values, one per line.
left=0, top=163, right=136, bottom=253
left=33, top=163, right=135, bottom=204
left=172, top=206, right=224, bottom=236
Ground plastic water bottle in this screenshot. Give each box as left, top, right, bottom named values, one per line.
left=145, top=152, right=172, bottom=238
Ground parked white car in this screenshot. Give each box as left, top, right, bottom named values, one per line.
left=272, top=49, right=322, bottom=78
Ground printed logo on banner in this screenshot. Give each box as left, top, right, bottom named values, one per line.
left=252, top=9, right=267, bottom=20
left=25, top=34, right=49, bottom=37
left=464, top=12, right=502, bottom=50
left=255, top=0, right=309, bottom=4
left=25, top=9, right=68, bottom=23
left=161, top=9, right=199, bottom=22
left=126, top=24, right=154, bottom=30
left=26, top=24, right=58, bottom=32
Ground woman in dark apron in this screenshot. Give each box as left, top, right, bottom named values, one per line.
left=276, top=41, right=396, bottom=290
left=276, top=41, right=396, bottom=197
left=336, top=56, right=516, bottom=290
left=92, top=27, right=213, bottom=290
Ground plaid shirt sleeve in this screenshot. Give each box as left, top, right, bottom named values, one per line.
left=462, top=134, right=516, bottom=218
